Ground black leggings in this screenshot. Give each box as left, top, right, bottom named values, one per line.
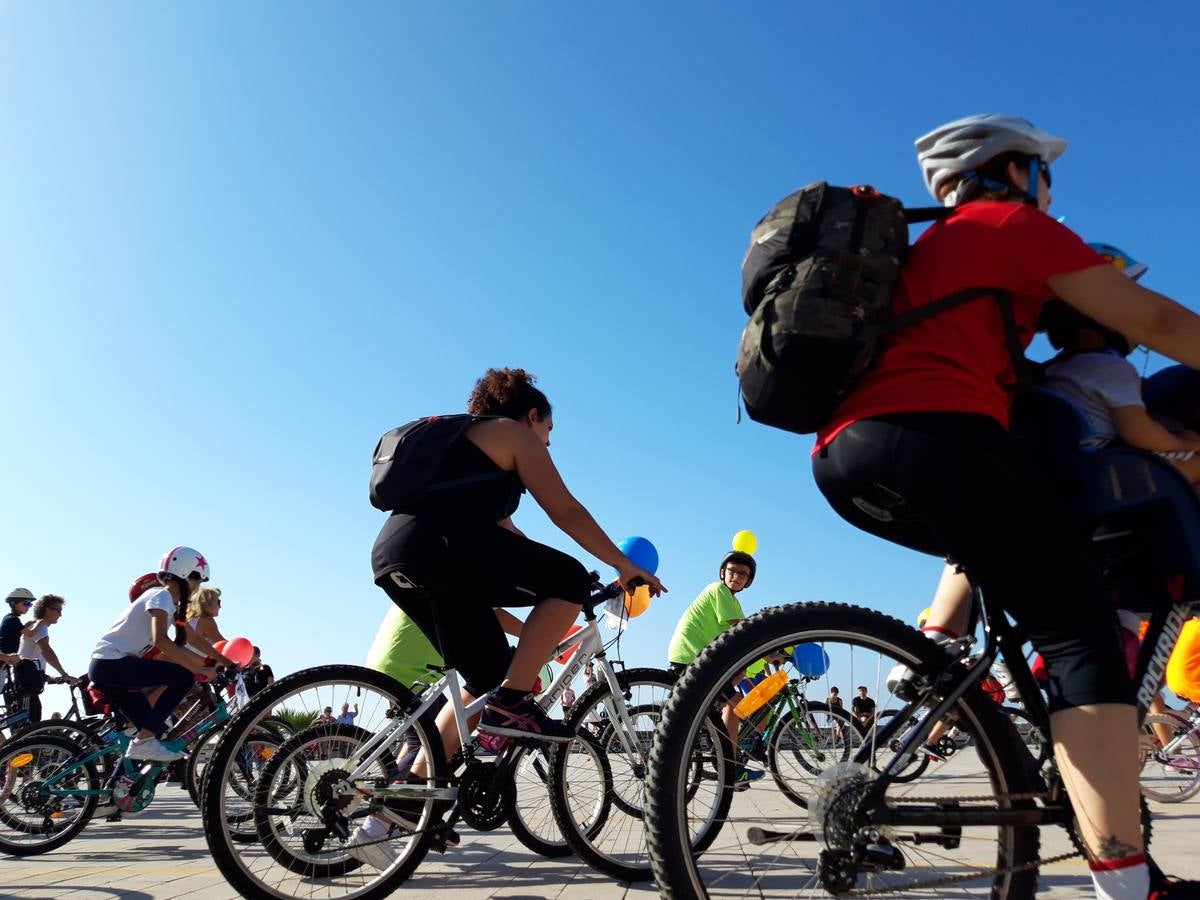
left=376, top=523, right=591, bottom=697
left=812, top=412, right=1132, bottom=712
left=89, top=656, right=194, bottom=737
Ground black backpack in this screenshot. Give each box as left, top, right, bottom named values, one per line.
left=736, top=181, right=1029, bottom=434
left=369, top=414, right=505, bottom=512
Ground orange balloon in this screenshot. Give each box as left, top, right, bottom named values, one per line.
left=213, top=640, right=228, bottom=656
left=624, top=585, right=651, bottom=618
left=555, top=623, right=585, bottom=664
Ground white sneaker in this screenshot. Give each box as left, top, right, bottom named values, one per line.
left=344, top=823, right=395, bottom=871
left=125, top=737, right=183, bottom=762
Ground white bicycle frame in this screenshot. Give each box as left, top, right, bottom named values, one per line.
left=326, top=606, right=647, bottom=811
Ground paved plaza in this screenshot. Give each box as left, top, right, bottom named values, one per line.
left=3, top=779, right=1200, bottom=899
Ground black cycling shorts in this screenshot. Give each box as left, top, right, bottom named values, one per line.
left=375, top=520, right=591, bottom=697
left=813, top=412, right=1132, bottom=713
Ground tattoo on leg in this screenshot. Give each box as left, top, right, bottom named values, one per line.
left=1095, top=834, right=1140, bottom=861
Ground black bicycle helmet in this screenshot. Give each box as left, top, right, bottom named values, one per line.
left=720, top=551, right=757, bottom=586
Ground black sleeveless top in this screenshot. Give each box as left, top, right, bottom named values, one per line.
left=371, top=435, right=524, bottom=579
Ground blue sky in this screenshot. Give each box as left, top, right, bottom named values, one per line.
left=3, top=3, right=1199, bottom=712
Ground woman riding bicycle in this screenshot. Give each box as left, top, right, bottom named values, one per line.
left=812, top=114, right=1200, bottom=899
left=371, top=367, right=664, bottom=752
left=88, top=547, right=230, bottom=761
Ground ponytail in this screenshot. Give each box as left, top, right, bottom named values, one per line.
left=163, top=574, right=191, bottom=646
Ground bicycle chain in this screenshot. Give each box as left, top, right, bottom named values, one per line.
left=835, top=791, right=1083, bottom=896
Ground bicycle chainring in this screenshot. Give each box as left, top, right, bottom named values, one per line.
left=458, top=761, right=514, bottom=832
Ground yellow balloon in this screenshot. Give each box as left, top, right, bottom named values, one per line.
left=624, top=584, right=651, bottom=618
left=732, top=530, right=758, bottom=555
left=917, top=607, right=932, bottom=628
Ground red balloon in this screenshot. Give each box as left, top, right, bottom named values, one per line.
left=555, top=624, right=584, bottom=665
left=225, top=637, right=254, bottom=667
left=213, top=640, right=228, bottom=657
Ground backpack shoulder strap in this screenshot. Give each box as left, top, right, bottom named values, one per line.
left=875, top=287, right=1035, bottom=395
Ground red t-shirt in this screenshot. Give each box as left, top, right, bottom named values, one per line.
left=814, top=201, right=1108, bottom=450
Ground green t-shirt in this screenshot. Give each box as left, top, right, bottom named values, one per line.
left=667, top=581, right=745, bottom=665
left=365, top=605, right=443, bottom=690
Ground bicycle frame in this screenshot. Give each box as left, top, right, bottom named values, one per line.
left=330, top=591, right=648, bottom=809
left=853, top=585, right=1196, bottom=831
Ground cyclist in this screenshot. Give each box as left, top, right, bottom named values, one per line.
left=187, top=586, right=227, bottom=646
left=88, top=547, right=229, bottom=761
left=1, top=589, right=35, bottom=700
left=16, top=595, right=78, bottom=724
left=811, top=113, right=1200, bottom=899
left=667, top=550, right=764, bottom=789
left=371, top=368, right=664, bottom=749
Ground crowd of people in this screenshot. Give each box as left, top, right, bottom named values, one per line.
left=0, top=557, right=278, bottom=763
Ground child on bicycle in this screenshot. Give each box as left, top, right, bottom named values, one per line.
left=1041, top=245, right=1200, bottom=484
left=667, top=550, right=764, bottom=789
left=88, top=547, right=231, bottom=761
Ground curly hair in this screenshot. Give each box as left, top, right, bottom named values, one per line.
left=467, top=368, right=552, bottom=420
left=187, top=586, right=222, bottom=619
left=32, top=595, right=64, bottom=620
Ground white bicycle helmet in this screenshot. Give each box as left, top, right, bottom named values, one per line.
left=158, top=546, right=210, bottom=582
left=916, top=114, right=1067, bottom=205
left=5, top=587, right=35, bottom=604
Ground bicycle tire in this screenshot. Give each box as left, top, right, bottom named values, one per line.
left=1139, top=713, right=1200, bottom=803
left=0, top=733, right=100, bottom=855
left=645, top=602, right=1040, bottom=899
left=766, top=699, right=861, bottom=808
left=550, top=666, right=730, bottom=882
left=507, top=742, right=582, bottom=858
left=201, top=664, right=446, bottom=900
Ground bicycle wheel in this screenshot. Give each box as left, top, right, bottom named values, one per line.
left=1139, top=713, right=1200, bottom=803
left=645, top=602, right=1040, bottom=899
left=508, top=742, right=598, bottom=858
left=766, top=699, right=862, bottom=809
left=201, top=664, right=446, bottom=900
left=0, top=733, right=99, bottom=855
left=1003, top=706, right=1049, bottom=763
left=550, top=666, right=731, bottom=882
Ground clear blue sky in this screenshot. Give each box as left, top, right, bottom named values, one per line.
left=3, top=3, right=1198, bottom=713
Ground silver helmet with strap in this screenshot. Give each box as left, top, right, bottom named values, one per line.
left=916, top=114, right=1067, bottom=205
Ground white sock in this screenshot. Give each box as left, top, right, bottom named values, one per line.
left=359, top=814, right=390, bottom=838
left=1089, top=857, right=1148, bottom=900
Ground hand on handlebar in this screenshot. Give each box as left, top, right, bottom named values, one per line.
left=616, top=562, right=667, bottom=598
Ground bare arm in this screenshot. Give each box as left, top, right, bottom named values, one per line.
left=469, top=420, right=665, bottom=595
left=194, top=616, right=227, bottom=646
left=1046, top=265, right=1200, bottom=370
left=184, top=624, right=235, bottom=668
left=36, top=638, right=74, bottom=681
left=494, top=609, right=525, bottom=637
left=1110, top=406, right=1195, bottom=452
left=148, top=609, right=215, bottom=676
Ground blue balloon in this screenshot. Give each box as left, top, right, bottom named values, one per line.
left=792, top=643, right=830, bottom=678
left=617, top=536, right=659, bottom=575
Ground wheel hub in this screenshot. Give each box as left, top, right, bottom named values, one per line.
left=458, top=761, right=514, bottom=831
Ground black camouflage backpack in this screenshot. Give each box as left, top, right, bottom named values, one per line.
left=369, top=414, right=504, bottom=512
left=736, top=181, right=1029, bottom=434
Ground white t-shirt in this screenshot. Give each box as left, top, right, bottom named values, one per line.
left=19, top=622, right=49, bottom=669
left=91, top=587, right=176, bottom=660
left=1044, top=351, right=1144, bottom=447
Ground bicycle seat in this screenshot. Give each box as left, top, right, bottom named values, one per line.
left=1011, top=387, right=1200, bottom=613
